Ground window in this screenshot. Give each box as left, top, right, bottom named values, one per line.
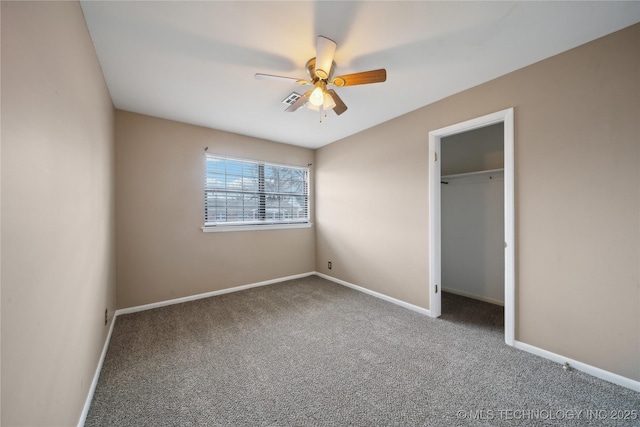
left=204, top=154, right=309, bottom=230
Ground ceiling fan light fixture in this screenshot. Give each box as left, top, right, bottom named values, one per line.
left=323, top=92, right=336, bottom=110
left=309, top=83, right=325, bottom=106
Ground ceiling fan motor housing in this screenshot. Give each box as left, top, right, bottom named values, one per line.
left=306, top=58, right=335, bottom=83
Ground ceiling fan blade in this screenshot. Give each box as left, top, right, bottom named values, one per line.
left=315, top=36, right=337, bottom=80
left=255, top=73, right=311, bottom=85
left=327, top=89, right=347, bottom=115
left=285, top=91, right=310, bottom=112
left=331, top=69, right=386, bottom=87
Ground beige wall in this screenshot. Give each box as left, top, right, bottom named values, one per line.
left=316, top=24, right=639, bottom=381
left=1, top=2, right=116, bottom=426
left=115, top=111, right=315, bottom=309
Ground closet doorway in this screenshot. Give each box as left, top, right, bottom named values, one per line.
left=428, top=108, right=515, bottom=346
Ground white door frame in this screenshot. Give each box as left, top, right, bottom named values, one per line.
left=428, top=108, right=515, bottom=346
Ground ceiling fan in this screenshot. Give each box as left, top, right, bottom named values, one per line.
left=255, top=36, right=387, bottom=122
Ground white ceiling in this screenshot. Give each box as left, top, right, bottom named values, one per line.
left=80, top=1, right=639, bottom=149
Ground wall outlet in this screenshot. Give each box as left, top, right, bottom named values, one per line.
left=104, top=308, right=108, bottom=326
left=328, top=261, right=332, bottom=270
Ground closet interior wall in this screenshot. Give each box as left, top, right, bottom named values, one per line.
left=441, top=123, right=505, bottom=305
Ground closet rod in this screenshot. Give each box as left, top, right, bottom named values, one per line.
left=441, top=168, right=504, bottom=180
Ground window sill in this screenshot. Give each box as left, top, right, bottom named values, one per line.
left=201, top=223, right=313, bottom=233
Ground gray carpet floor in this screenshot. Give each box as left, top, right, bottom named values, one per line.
left=86, top=276, right=639, bottom=426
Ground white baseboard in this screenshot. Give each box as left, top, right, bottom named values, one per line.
left=315, top=272, right=431, bottom=317
left=514, top=340, right=640, bottom=392
left=115, top=272, right=316, bottom=316
left=77, top=314, right=117, bottom=427
left=442, top=287, right=504, bottom=306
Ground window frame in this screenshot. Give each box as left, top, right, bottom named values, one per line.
left=202, top=154, right=311, bottom=232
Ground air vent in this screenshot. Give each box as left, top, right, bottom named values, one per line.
left=282, top=92, right=301, bottom=105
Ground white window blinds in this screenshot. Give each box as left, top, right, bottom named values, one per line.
left=204, top=154, right=309, bottom=228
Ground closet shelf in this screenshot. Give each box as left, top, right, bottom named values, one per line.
left=441, top=168, right=504, bottom=180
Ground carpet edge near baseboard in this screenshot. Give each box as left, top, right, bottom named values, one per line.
left=514, top=340, right=640, bottom=392
left=315, top=272, right=432, bottom=317
left=77, top=313, right=117, bottom=427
